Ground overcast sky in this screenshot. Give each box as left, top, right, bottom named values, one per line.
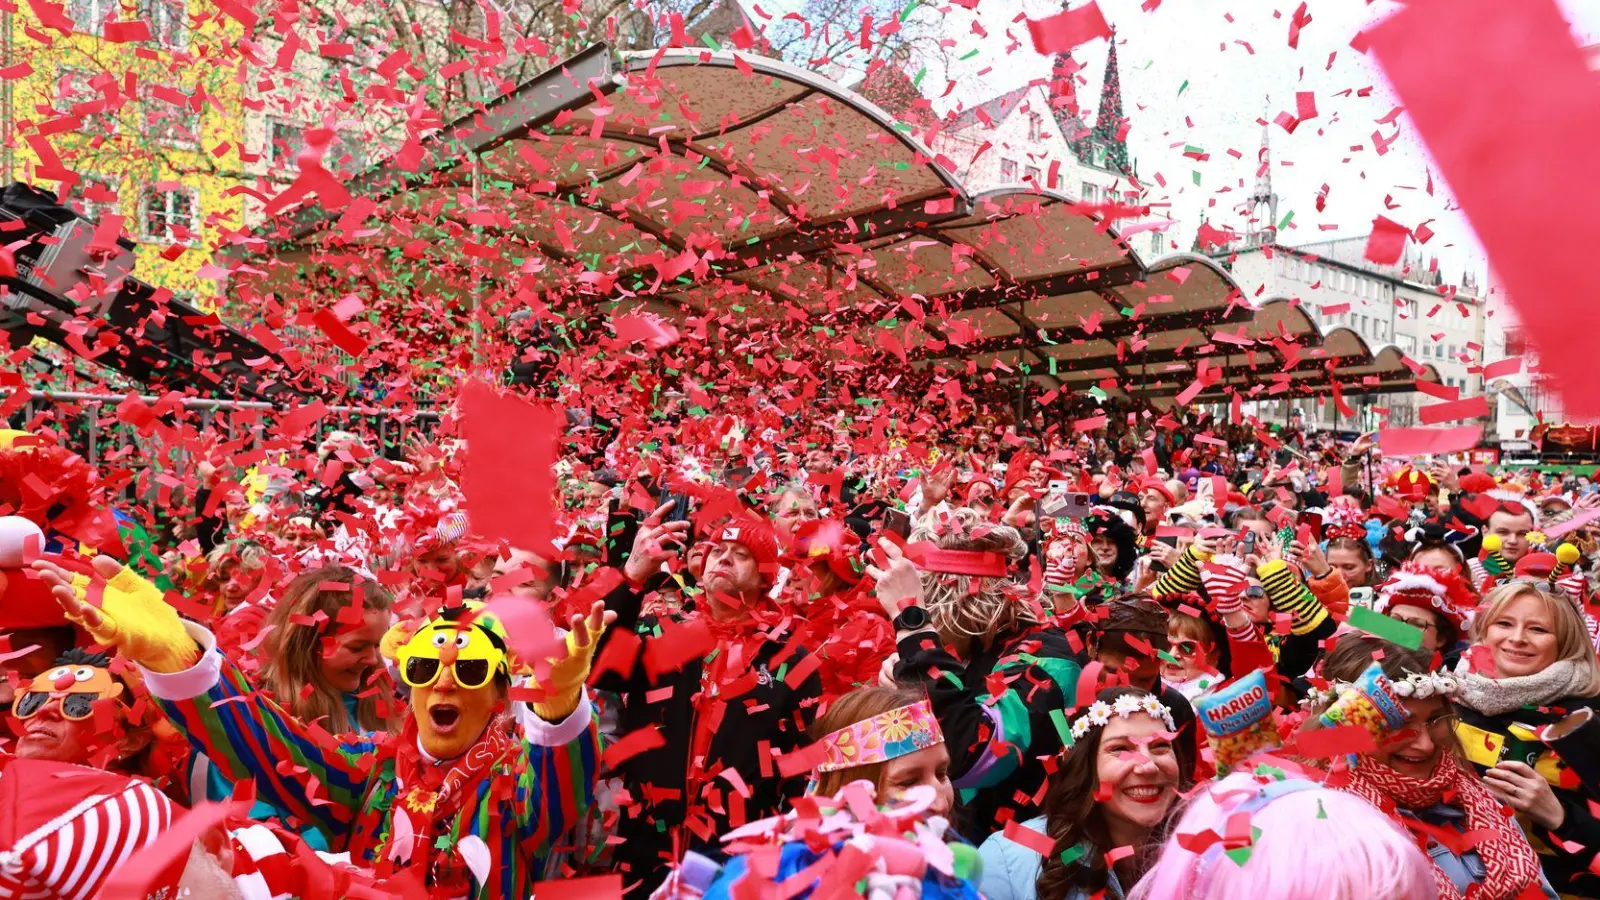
left=793, top=0, right=1600, bottom=325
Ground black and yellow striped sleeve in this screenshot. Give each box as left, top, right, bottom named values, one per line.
left=1257, top=559, right=1328, bottom=635
left=1152, top=545, right=1205, bottom=599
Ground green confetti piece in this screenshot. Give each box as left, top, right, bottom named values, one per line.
left=1087, top=386, right=1107, bottom=401
left=1279, top=210, right=1295, bottom=229
left=1048, top=356, right=1057, bottom=375
left=1178, top=80, right=1189, bottom=95
left=1346, top=605, right=1424, bottom=650
left=912, top=66, right=927, bottom=87
left=959, top=48, right=979, bottom=60
left=1051, top=707, right=1074, bottom=748
left=701, top=32, right=722, bottom=50
left=1058, top=844, right=1086, bottom=866
left=1157, top=649, right=1178, bottom=664
left=1317, top=799, right=1328, bottom=819
left=900, top=0, right=919, bottom=19
left=1192, top=170, right=1202, bottom=185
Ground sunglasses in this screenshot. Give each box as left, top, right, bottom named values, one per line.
left=1244, top=586, right=1266, bottom=599
left=1171, top=639, right=1202, bottom=657
left=401, top=656, right=497, bottom=690
left=15, top=691, right=103, bottom=721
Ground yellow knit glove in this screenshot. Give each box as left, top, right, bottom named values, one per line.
left=528, top=605, right=610, bottom=722
left=57, top=559, right=200, bottom=673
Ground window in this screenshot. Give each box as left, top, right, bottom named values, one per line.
left=1150, top=233, right=1162, bottom=257
left=142, top=88, right=198, bottom=146
left=1027, top=113, right=1043, bottom=141
left=999, top=158, right=1018, bottom=182
left=1023, top=165, right=1041, bottom=185
left=141, top=187, right=197, bottom=242
left=67, top=0, right=115, bottom=31
left=1081, top=181, right=1099, bottom=203
left=67, top=175, right=119, bottom=221
left=57, top=67, right=118, bottom=133
left=266, top=119, right=304, bottom=166
left=139, top=0, right=184, bottom=48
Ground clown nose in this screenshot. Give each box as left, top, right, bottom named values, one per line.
left=53, top=671, right=75, bottom=691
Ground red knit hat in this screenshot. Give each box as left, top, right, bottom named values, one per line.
left=715, top=515, right=781, bottom=576
left=1459, top=471, right=1498, bottom=494
left=1375, top=561, right=1473, bottom=641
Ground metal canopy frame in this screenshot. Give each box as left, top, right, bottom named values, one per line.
left=236, top=44, right=1440, bottom=408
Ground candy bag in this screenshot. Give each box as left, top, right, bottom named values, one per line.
left=1318, top=661, right=1409, bottom=745
left=1195, top=669, right=1278, bottom=775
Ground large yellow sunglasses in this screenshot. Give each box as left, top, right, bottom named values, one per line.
left=395, top=623, right=507, bottom=690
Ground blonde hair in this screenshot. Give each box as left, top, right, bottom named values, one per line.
left=909, top=507, right=1035, bottom=643
left=260, top=565, right=400, bottom=733
left=1471, top=581, right=1600, bottom=697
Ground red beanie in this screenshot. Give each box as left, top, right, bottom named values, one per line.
left=715, top=515, right=781, bottom=574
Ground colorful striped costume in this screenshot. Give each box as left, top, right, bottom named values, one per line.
left=140, top=623, right=599, bottom=900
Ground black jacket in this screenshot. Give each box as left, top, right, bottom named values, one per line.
left=892, top=623, right=1090, bottom=831
left=1456, top=695, right=1600, bottom=897
left=593, top=576, right=821, bottom=894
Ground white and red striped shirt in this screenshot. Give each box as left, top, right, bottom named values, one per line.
left=0, top=764, right=174, bottom=900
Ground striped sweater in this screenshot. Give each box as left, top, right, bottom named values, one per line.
left=140, top=623, right=599, bottom=900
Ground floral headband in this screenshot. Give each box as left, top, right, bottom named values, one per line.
left=816, top=700, right=944, bottom=773
left=1302, top=671, right=1458, bottom=709
left=1071, top=693, right=1177, bottom=741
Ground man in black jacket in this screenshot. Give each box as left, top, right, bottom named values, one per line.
left=593, top=504, right=821, bottom=895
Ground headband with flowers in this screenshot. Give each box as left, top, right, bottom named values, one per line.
left=1302, top=670, right=1459, bottom=709
left=1071, top=693, right=1178, bottom=741
left=815, top=699, right=945, bottom=773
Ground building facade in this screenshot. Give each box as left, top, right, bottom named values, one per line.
left=1215, top=237, right=1488, bottom=431
left=854, top=36, right=1172, bottom=262
left=3, top=0, right=249, bottom=305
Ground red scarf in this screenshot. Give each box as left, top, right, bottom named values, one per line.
left=377, top=717, right=516, bottom=887
left=1340, top=757, right=1543, bottom=900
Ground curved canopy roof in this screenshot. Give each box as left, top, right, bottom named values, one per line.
left=240, top=43, right=1438, bottom=405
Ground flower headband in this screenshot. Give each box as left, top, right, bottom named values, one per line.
left=1302, top=671, right=1458, bottom=709
left=816, top=699, right=944, bottom=773
left=1071, top=693, right=1177, bottom=741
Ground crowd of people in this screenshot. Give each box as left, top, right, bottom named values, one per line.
left=4, top=392, right=1600, bottom=900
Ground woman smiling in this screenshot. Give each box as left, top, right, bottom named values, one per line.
left=1453, top=581, right=1600, bottom=897
left=977, top=687, right=1188, bottom=900
left=1313, top=635, right=1553, bottom=900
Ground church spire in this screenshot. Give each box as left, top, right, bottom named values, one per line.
left=1244, top=99, right=1278, bottom=246
left=1091, top=29, right=1129, bottom=175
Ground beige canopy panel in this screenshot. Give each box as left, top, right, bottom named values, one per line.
left=239, top=44, right=1436, bottom=406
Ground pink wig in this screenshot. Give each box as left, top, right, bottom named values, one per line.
left=1128, top=773, right=1438, bottom=900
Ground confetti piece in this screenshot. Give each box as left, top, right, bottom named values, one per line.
left=1347, top=605, right=1424, bottom=650
left=1026, top=2, right=1111, bottom=54
left=1370, top=0, right=1600, bottom=416
left=461, top=380, right=561, bottom=555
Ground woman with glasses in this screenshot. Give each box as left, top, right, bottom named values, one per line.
left=1161, top=612, right=1221, bottom=702
left=1372, top=562, right=1473, bottom=661
left=1453, top=580, right=1600, bottom=898
left=1312, top=635, right=1556, bottom=900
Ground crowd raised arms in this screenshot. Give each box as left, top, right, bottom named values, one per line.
left=2, top=413, right=1599, bottom=900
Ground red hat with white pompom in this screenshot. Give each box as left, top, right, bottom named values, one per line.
left=1375, top=562, right=1474, bottom=644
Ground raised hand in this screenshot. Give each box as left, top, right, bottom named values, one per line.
left=624, top=502, right=691, bottom=583
left=32, top=555, right=200, bottom=673
left=864, top=538, right=923, bottom=620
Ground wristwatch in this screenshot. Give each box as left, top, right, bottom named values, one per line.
left=893, top=605, right=931, bottom=632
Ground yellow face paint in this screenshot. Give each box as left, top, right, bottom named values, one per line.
left=395, top=606, right=510, bottom=759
